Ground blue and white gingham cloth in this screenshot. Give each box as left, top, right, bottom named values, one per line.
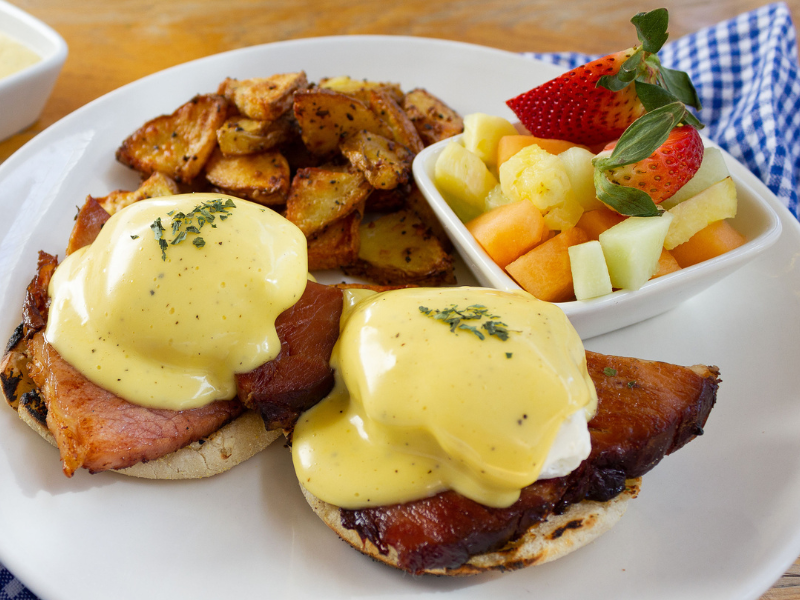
left=525, top=2, right=800, bottom=217
left=1, top=4, right=798, bottom=599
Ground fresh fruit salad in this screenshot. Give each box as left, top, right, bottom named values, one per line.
left=433, top=9, right=746, bottom=303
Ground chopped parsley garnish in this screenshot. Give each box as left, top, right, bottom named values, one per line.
left=603, top=367, right=618, bottom=377
left=148, top=198, right=236, bottom=260
left=418, top=304, right=511, bottom=342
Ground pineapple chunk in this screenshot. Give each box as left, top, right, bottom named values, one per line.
left=462, top=113, right=519, bottom=167
left=484, top=184, right=515, bottom=211
left=664, top=177, right=737, bottom=250
left=558, top=147, right=605, bottom=211
left=599, top=212, right=674, bottom=290
left=499, top=144, right=572, bottom=212
left=661, top=147, right=729, bottom=210
left=568, top=241, right=612, bottom=300
left=544, top=196, right=584, bottom=231
left=435, top=141, right=498, bottom=222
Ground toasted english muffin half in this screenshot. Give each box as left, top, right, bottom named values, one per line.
left=300, top=478, right=640, bottom=575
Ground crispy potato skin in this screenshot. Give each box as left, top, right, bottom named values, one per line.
left=219, top=72, right=308, bottom=121
left=339, top=130, right=412, bottom=191
left=204, top=149, right=290, bottom=205
left=93, top=172, right=179, bottom=216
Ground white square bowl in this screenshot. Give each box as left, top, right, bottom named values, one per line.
left=413, top=134, right=783, bottom=339
left=0, top=0, right=67, bottom=141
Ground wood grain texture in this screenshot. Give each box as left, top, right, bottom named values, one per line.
left=1, top=1, right=799, bottom=597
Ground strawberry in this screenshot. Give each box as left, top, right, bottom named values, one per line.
left=506, top=9, right=703, bottom=148
left=506, top=49, right=648, bottom=146
left=602, top=125, right=703, bottom=204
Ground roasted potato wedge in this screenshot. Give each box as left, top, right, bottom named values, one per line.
left=369, top=90, right=424, bottom=154
left=116, top=94, right=230, bottom=183
left=218, top=72, right=308, bottom=121
left=216, top=114, right=296, bottom=156
left=366, top=185, right=408, bottom=213
left=402, top=88, right=464, bottom=146
left=307, top=202, right=364, bottom=270
left=339, top=130, right=412, bottom=191
left=285, top=166, right=372, bottom=237
left=205, top=149, right=290, bottom=205
left=93, top=172, right=179, bottom=216
left=319, top=76, right=404, bottom=105
left=404, top=185, right=453, bottom=251
left=344, top=210, right=455, bottom=286
left=293, top=89, right=394, bottom=155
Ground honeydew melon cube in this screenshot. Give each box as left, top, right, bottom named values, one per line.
left=568, top=241, right=613, bottom=300
left=462, top=113, right=519, bottom=167
left=664, top=177, right=737, bottom=250
left=499, top=143, right=572, bottom=212
left=599, top=212, right=674, bottom=290
left=435, top=141, right=498, bottom=223
left=544, top=196, right=584, bottom=231
left=660, top=147, right=729, bottom=210
left=558, top=147, right=606, bottom=211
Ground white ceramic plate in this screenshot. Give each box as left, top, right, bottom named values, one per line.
left=1, top=36, right=799, bottom=600
left=414, top=135, right=781, bottom=339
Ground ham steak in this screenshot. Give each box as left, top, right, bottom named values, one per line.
left=338, top=352, right=720, bottom=574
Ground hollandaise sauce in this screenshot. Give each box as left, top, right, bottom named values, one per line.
left=292, top=287, right=597, bottom=509
left=46, top=194, right=308, bottom=410
left=0, top=33, right=41, bottom=80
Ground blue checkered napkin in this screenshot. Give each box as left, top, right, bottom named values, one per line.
left=1, top=6, right=798, bottom=600
left=522, top=2, right=800, bottom=218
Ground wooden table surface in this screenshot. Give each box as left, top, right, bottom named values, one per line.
left=2, top=1, right=799, bottom=598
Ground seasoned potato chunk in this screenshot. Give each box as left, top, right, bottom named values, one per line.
left=319, top=76, right=404, bottom=105
left=293, top=89, right=393, bottom=155
left=404, top=185, right=453, bottom=251
left=344, top=210, right=455, bottom=286
left=339, top=130, right=413, bottom=191
left=307, top=205, right=364, bottom=270
left=218, top=72, right=308, bottom=121
left=216, top=115, right=296, bottom=156
left=93, top=172, right=179, bottom=216
left=285, top=166, right=372, bottom=237
left=204, top=149, right=290, bottom=205
left=369, top=89, right=424, bottom=154
left=116, top=94, right=230, bottom=183
left=402, top=88, right=464, bottom=146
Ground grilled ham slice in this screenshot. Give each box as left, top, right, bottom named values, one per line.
left=329, top=352, right=720, bottom=574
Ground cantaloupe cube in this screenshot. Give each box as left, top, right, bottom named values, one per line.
left=497, top=135, right=589, bottom=166
left=466, top=200, right=546, bottom=268
left=435, top=141, right=498, bottom=223
left=651, top=249, right=682, bottom=278
left=568, top=241, right=613, bottom=300
left=664, top=177, right=737, bottom=250
left=576, top=208, right=626, bottom=241
left=669, top=219, right=746, bottom=268
left=463, top=114, right=519, bottom=166
left=506, top=226, right=590, bottom=302
left=599, top=213, right=674, bottom=290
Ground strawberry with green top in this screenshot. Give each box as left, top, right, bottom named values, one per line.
left=507, top=9, right=705, bottom=217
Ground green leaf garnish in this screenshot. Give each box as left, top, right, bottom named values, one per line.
left=148, top=198, right=235, bottom=260
left=593, top=169, right=661, bottom=217
left=418, top=304, right=511, bottom=342
left=660, top=65, right=703, bottom=110
left=632, top=9, right=669, bottom=54
left=603, top=367, right=618, bottom=377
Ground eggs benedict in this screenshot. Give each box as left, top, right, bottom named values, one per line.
left=290, top=286, right=720, bottom=574
left=2, top=193, right=344, bottom=478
